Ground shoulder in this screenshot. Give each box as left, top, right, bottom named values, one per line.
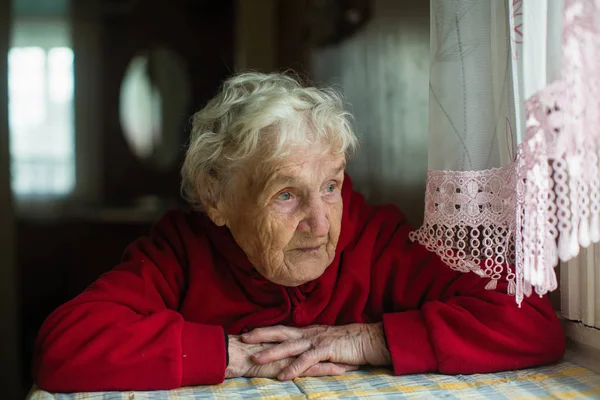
left=342, top=182, right=410, bottom=254
left=342, top=174, right=408, bottom=232
left=124, top=209, right=211, bottom=261
left=151, top=208, right=210, bottom=238
left=148, top=209, right=192, bottom=242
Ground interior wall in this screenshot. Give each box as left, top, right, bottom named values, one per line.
left=0, top=0, right=21, bottom=397
left=235, top=0, right=278, bottom=71
left=235, top=0, right=309, bottom=74
left=311, top=0, right=430, bottom=226
left=72, top=0, right=102, bottom=204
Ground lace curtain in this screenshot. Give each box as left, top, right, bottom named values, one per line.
left=410, top=0, right=600, bottom=305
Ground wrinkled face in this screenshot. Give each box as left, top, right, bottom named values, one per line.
left=211, top=143, right=345, bottom=287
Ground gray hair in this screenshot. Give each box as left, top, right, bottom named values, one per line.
left=181, top=71, right=358, bottom=211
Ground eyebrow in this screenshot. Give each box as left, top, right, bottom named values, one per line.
left=267, top=161, right=347, bottom=188
left=267, top=175, right=298, bottom=188
left=332, top=161, right=347, bottom=176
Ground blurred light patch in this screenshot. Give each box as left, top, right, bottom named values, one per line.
left=8, top=44, right=75, bottom=198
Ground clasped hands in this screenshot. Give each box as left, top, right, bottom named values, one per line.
left=225, top=322, right=391, bottom=381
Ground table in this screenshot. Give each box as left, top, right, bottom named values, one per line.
left=27, top=360, right=600, bottom=399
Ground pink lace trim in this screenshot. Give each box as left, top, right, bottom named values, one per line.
left=410, top=0, right=600, bottom=305
left=514, top=0, right=600, bottom=304
left=409, top=166, right=517, bottom=293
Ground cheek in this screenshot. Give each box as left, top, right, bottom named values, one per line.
left=229, top=214, right=259, bottom=252
left=279, top=215, right=302, bottom=246
left=272, top=198, right=300, bottom=214
left=328, top=202, right=343, bottom=236
left=256, top=213, right=298, bottom=253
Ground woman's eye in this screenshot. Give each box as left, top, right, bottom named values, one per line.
left=326, top=183, right=336, bottom=193
left=277, top=192, right=292, bottom=201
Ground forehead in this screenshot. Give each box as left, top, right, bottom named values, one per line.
left=252, top=146, right=346, bottom=187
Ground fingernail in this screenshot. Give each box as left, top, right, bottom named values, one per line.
left=253, top=353, right=261, bottom=360
left=277, top=373, right=287, bottom=381
left=241, top=334, right=248, bottom=339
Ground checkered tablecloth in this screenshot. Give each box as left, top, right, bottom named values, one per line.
left=27, top=360, right=600, bottom=399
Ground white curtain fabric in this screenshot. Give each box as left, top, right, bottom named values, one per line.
left=410, top=0, right=527, bottom=294
left=411, top=0, right=600, bottom=305
left=426, top=0, right=518, bottom=172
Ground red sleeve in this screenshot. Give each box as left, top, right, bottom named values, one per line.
left=33, top=211, right=227, bottom=392
left=368, top=205, right=566, bottom=375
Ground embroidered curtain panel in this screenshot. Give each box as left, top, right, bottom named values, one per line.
left=411, top=0, right=600, bottom=305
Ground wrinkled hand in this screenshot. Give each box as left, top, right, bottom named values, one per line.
left=241, top=323, right=391, bottom=381
left=225, top=335, right=358, bottom=379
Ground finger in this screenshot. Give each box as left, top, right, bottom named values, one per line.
left=301, top=362, right=346, bottom=377
left=337, top=363, right=360, bottom=372
left=253, top=339, right=312, bottom=364
left=278, top=349, right=324, bottom=381
left=242, top=325, right=303, bottom=344
left=245, top=357, right=294, bottom=379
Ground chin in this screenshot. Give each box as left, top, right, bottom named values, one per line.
left=260, top=250, right=335, bottom=286
left=280, top=276, right=320, bottom=287
left=266, top=263, right=329, bottom=287
left=287, top=264, right=330, bottom=287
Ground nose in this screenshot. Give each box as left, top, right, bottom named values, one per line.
left=297, top=197, right=329, bottom=237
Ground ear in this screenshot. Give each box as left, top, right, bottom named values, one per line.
left=201, top=171, right=230, bottom=226
left=204, top=200, right=228, bottom=226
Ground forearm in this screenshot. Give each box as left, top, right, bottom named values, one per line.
left=382, top=291, right=565, bottom=376
left=423, top=291, right=565, bottom=374
left=34, top=301, right=227, bottom=391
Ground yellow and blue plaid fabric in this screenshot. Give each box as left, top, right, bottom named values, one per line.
left=27, top=361, right=600, bottom=399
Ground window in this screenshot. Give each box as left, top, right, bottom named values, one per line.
left=8, top=19, right=74, bottom=199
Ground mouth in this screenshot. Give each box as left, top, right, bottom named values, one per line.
left=295, top=244, right=324, bottom=253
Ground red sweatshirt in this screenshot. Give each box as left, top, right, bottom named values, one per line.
left=33, top=176, right=565, bottom=392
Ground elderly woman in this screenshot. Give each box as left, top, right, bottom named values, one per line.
left=34, top=72, right=565, bottom=392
